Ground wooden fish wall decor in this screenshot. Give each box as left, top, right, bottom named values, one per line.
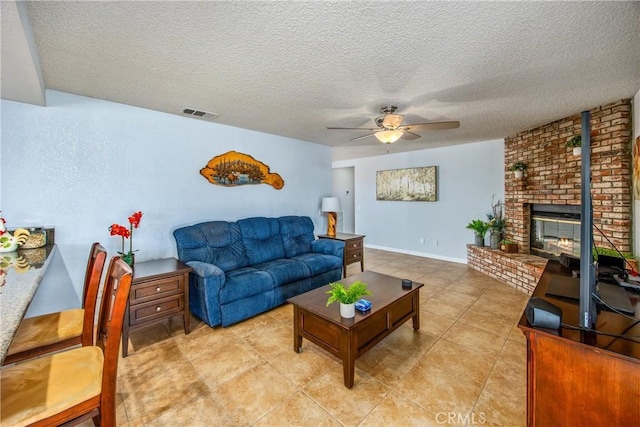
left=200, top=151, right=284, bottom=189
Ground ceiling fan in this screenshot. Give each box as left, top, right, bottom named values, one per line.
left=327, top=105, right=460, bottom=144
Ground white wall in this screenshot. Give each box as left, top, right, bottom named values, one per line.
left=1, top=90, right=333, bottom=298
left=333, top=140, right=505, bottom=263
left=633, top=89, right=640, bottom=262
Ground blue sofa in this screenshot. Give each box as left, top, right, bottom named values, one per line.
left=173, top=216, right=344, bottom=327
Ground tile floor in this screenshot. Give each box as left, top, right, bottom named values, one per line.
left=108, top=249, right=530, bottom=426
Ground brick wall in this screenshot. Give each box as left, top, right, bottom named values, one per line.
left=467, top=245, right=547, bottom=294
left=504, top=99, right=632, bottom=252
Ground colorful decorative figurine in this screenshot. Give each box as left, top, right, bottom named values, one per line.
left=0, top=212, right=30, bottom=253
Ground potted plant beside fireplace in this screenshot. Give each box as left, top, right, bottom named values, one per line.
left=567, top=135, right=581, bottom=156
left=595, top=247, right=638, bottom=274
left=500, top=239, right=518, bottom=253
left=487, top=198, right=505, bottom=249
left=510, top=161, right=527, bottom=178
left=466, top=219, right=490, bottom=247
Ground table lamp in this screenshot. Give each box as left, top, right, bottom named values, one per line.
left=321, top=197, right=341, bottom=237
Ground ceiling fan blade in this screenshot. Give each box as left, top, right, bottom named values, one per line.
left=403, top=121, right=460, bottom=131
left=382, top=113, right=404, bottom=129
left=327, top=126, right=379, bottom=131
left=350, top=133, right=376, bottom=141
left=401, top=131, right=421, bottom=140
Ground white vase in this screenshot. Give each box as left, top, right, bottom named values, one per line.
left=514, top=170, right=523, bottom=179
left=573, top=146, right=581, bottom=156
left=340, top=302, right=355, bottom=318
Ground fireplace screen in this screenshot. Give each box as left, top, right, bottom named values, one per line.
left=530, top=204, right=581, bottom=259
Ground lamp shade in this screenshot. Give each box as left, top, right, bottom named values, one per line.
left=375, top=130, right=404, bottom=144
left=321, top=197, right=341, bottom=212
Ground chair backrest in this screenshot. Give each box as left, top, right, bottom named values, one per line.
left=81, top=242, right=108, bottom=346
left=95, top=256, right=132, bottom=423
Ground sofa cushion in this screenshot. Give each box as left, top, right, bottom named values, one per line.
left=254, top=259, right=311, bottom=287
left=220, top=267, right=275, bottom=304
left=278, top=216, right=316, bottom=258
left=173, top=221, right=247, bottom=272
left=238, top=217, right=285, bottom=265
left=291, top=253, right=343, bottom=276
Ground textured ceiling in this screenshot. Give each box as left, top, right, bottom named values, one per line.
left=2, top=1, right=639, bottom=161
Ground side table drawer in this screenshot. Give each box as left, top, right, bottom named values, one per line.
left=346, top=239, right=362, bottom=250
left=130, top=276, right=183, bottom=304
left=345, top=248, right=363, bottom=262
left=130, top=294, right=184, bottom=325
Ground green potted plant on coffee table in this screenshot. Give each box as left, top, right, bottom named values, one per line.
left=326, top=280, right=371, bottom=318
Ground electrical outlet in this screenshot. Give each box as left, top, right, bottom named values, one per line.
left=434, top=240, right=439, bottom=246
left=419, top=238, right=425, bottom=245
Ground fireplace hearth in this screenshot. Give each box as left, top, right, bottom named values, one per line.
left=530, top=204, right=581, bottom=260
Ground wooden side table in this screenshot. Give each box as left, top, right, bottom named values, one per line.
left=318, top=233, right=365, bottom=278
left=122, top=258, right=191, bottom=357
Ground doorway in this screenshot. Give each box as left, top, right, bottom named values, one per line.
left=332, top=167, right=355, bottom=233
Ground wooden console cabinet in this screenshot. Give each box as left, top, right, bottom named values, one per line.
left=318, top=233, right=365, bottom=278
left=122, top=258, right=191, bottom=357
left=518, top=262, right=640, bottom=426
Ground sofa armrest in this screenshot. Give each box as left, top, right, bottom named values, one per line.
left=311, top=239, right=344, bottom=258
left=187, top=260, right=226, bottom=282
left=185, top=261, right=226, bottom=327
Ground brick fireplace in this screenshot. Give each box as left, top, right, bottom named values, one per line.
left=504, top=99, right=632, bottom=254
left=467, top=99, right=632, bottom=295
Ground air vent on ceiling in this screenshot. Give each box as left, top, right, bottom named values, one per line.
left=182, top=108, right=219, bottom=121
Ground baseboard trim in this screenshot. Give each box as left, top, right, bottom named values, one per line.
left=364, top=244, right=467, bottom=265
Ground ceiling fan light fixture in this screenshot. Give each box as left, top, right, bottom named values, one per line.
left=375, top=130, right=404, bottom=144
left=382, top=113, right=404, bottom=129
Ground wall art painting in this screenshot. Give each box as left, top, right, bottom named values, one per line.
left=376, top=166, right=437, bottom=202
left=200, top=151, right=284, bottom=189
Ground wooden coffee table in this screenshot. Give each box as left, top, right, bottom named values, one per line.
left=287, top=270, right=423, bottom=388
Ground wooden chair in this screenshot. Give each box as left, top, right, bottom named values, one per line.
left=1, top=256, right=133, bottom=426
left=3, top=243, right=107, bottom=365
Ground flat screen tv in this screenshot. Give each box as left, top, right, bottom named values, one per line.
left=579, top=110, right=597, bottom=328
